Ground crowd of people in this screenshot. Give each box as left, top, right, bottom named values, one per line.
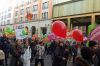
left=0, top=34, right=100, bottom=66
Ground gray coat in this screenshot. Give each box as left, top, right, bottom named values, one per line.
left=35, top=44, right=45, bottom=59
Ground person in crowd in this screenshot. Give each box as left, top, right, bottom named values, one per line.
left=74, top=41, right=98, bottom=66
left=30, top=39, right=38, bottom=62
left=34, top=41, right=45, bottom=66
left=50, top=40, right=57, bottom=54
left=95, top=44, right=100, bottom=66
left=10, top=39, right=24, bottom=66
left=73, top=47, right=91, bottom=66
left=2, top=38, right=10, bottom=66
left=88, top=41, right=98, bottom=66
left=22, top=38, right=31, bottom=66
left=0, top=47, right=5, bottom=66
left=88, top=41, right=100, bottom=66
left=50, top=40, right=58, bottom=60
left=52, top=41, right=69, bottom=66
left=71, top=41, right=78, bottom=64
left=74, top=47, right=94, bottom=66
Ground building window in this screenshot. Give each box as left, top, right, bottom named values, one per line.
left=27, top=0, right=31, bottom=4
left=20, top=17, right=24, bottom=22
left=4, top=21, right=5, bottom=25
left=33, top=14, right=37, bottom=20
left=8, top=7, right=12, bottom=11
left=15, top=11, right=18, bottom=16
left=20, top=9, right=24, bottom=15
left=42, top=12, right=48, bottom=19
left=42, top=2, right=49, bottom=10
left=5, top=11, right=7, bottom=13
left=7, top=13, right=11, bottom=18
left=15, top=4, right=18, bottom=9
left=21, top=1, right=24, bottom=7
left=33, top=0, right=37, bottom=2
left=26, top=7, right=30, bottom=13
left=1, top=16, right=3, bottom=20
left=4, top=15, right=6, bottom=19
left=33, top=5, right=38, bottom=12
left=7, top=20, right=10, bottom=24
left=14, top=18, right=17, bottom=23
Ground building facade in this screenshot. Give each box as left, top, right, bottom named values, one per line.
left=0, top=0, right=52, bottom=36
left=0, top=2, right=14, bottom=35
left=53, top=0, right=100, bottom=33
left=13, top=0, right=52, bottom=36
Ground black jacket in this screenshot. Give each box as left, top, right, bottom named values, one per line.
left=52, top=46, right=68, bottom=66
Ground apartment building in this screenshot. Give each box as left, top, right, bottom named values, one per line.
left=13, top=0, right=52, bottom=36
left=0, top=0, right=52, bottom=36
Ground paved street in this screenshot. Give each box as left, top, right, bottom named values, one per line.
left=31, top=55, right=72, bottom=66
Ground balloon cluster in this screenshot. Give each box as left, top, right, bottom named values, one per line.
left=4, top=27, right=15, bottom=34
left=52, top=20, right=84, bottom=42
left=4, top=27, right=15, bottom=38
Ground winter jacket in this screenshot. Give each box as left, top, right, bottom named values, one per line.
left=10, top=44, right=24, bottom=66
left=21, top=46, right=31, bottom=63
left=74, top=56, right=91, bottom=66
left=52, top=46, right=69, bottom=66
left=21, top=46, right=31, bottom=66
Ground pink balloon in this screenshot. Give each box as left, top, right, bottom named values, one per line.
left=52, top=21, right=67, bottom=38
left=48, top=33, right=56, bottom=41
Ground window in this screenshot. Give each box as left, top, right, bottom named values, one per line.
left=15, top=4, right=18, bottom=9
left=5, top=11, right=7, bottom=13
left=33, top=14, right=37, bottom=20
left=33, top=5, right=38, bottom=12
left=27, top=0, right=31, bottom=4
left=42, top=2, right=49, bottom=10
left=33, top=0, right=37, bottom=2
left=21, top=1, right=24, bottom=7
left=20, top=17, right=24, bottom=22
left=1, top=16, right=3, bottom=20
left=3, top=21, right=5, bottom=25
left=14, top=18, right=17, bottom=23
left=7, top=20, right=10, bottom=24
left=20, top=9, right=24, bottom=15
left=42, top=12, right=48, bottom=19
left=26, top=7, right=30, bottom=13
left=7, top=13, right=11, bottom=18
left=15, top=11, right=18, bottom=16
left=4, top=15, right=6, bottom=19
left=8, top=7, right=12, bottom=11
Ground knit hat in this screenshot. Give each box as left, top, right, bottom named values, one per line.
left=89, top=41, right=97, bottom=47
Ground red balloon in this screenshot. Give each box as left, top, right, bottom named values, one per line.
left=72, top=29, right=83, bottom=42
left=52, top=21, right=67, bottom=38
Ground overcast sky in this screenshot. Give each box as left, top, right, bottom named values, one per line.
left=0, top=0, right=10, bottom=12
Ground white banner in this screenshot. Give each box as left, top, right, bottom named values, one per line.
left=15, top=29, right=26, bottom=39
